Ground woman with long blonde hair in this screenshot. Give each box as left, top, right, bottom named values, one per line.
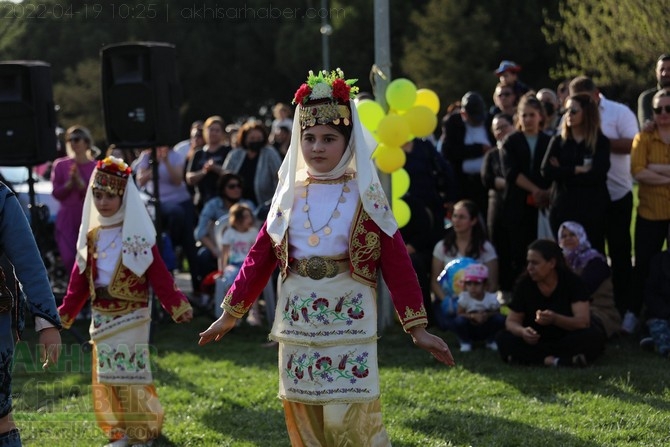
left=541, top=93, right=610, bottom=253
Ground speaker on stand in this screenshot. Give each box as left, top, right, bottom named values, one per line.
left=100, top=42, right=182, bottom=329
left=0, top=60, right=58, bottom=251
left=0, top=60, right=57, bottom=216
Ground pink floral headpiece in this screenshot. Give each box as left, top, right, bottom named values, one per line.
left=293, top=68, right=359, bottom=129
left=92, top=156, right=131, bottom=196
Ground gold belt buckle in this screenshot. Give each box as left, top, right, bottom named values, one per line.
left=305, top=257, right=332, bottom=280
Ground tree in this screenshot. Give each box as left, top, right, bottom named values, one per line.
left=402, top=0, right=560, bottom=119
left=53, top=59, right=104, bottom=144
left=544, top=0, right=670, bottom=105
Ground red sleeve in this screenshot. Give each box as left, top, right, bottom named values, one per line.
left=146, top=245, right=192, bottom=321
left=58, top=263, right=91, bottom=329
left=379, top=230, right=428, bottom=331
left=223, top=222, right=278, bottom=318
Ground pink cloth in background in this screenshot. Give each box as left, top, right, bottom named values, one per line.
left=51, top=157, right=96, bottom=273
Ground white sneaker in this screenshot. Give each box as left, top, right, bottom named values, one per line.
left=246, top=312, right=263, bottom=327
left=485, top=341, right=498, bottom=351
left=460, top=342, right=473, bottom=353
left=621, top=311, right=638, bottom=334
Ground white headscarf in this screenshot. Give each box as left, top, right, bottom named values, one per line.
left=76, top=170, right=156, bottom=277
left=266, top=100, right=398, bottom=245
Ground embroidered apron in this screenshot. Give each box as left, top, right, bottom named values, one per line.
left=90, top=307, right=152, bottom=384
left=271, top=272, right=379, bottom=404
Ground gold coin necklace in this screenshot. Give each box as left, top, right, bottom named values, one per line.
left=94, top=228, right=122, bottom=259
left=303, top=178, right=350, bottom=247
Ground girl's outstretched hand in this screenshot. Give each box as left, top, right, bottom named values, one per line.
left=198, top=312, right=238, bottom=346
left=409, top=326, right=455, bottom=366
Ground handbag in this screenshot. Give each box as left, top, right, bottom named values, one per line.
left=537, top=209, right=555, bottom=240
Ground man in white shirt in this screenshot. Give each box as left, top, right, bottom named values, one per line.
left=570, top=76, right=639, bottom=333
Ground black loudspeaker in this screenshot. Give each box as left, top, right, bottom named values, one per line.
left=101, top=42, right=181, bottom=148
left=0, top=61, right=56, bottom=166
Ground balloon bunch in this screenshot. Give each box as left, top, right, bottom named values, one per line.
left=356, top=79, right=440, bottom=227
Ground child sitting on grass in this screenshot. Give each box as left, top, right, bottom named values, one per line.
left=454, top=263, right=506, bottom=352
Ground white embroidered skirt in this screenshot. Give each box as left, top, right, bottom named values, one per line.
left=270, top=272, right=380, bottom=404
left=90, top=307, right=153, bottom=384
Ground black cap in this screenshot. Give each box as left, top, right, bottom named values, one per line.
left=461, top=91, right=486, bottom=125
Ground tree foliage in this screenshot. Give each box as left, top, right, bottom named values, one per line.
left=52, top=59, right=103, bottom=143
left=5, top=0, right=664, bottom=149
left=401, top=0, right=560, bottom=118
left=544, top=0, right=670, bottom=104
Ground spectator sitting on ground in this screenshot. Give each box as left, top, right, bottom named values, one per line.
left=431, top=200, right=498, bottom=331
left=454, top=263, right=506, bottom=352
left=496, top=239, right=606, bottom=367
left=558, top=221, right=622, bottom=339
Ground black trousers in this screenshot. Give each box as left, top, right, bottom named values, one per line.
left=605, top=192, right=633, bottom=316
left=633, top=215, right=670, bottom=315
left=496, top=327, right=606, bottom=365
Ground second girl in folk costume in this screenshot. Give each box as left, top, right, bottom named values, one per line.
left=199, top=69, right=454, bottom=446
left=58, top=157, right=193, bottom=447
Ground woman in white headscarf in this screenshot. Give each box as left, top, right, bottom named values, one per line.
left=199, top=69, right=454, bottom=446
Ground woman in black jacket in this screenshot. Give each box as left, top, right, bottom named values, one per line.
left=541, top=94, right=610, bottom=253
left=501, top=93, right=553, bottom=283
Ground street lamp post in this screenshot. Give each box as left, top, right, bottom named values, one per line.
left=320, top=0, right=332, bottom=71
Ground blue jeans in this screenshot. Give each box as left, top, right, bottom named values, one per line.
left=453, top=313, right=506, bottom=343
left=0, top=429, right=20, bottom=447
left=648, top=319, right=670, bottom=356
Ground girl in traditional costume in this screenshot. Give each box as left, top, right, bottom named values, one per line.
left=199, top=70, right=454, bottom=446
left=58, top=157, right=193, bottom=447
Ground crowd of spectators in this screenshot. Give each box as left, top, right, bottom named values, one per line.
left=17, top=56, right=670, bottom=364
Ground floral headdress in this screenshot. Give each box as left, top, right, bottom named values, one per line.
left=78, top=155, right=156, bottom=277
left=293, top=68, right=359, bottom=129
left=266, top=68, right=398, bottom=246
left=92, top=156, right=132, bottom=196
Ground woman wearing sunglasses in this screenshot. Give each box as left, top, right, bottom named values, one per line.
left=194, top=173, right=255, bottom=294
left=51, top=125, right=97, bottom=275
left=630, top=88, right=670, bottom=333
left=541, top=93, right=610, bottom=253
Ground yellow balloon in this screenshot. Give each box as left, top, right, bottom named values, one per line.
left=404, top=106, right=438, bottom=138
left=391, top=168, right=410, bottom=199
left=386, top=78, right=417, bottom=111
left=356, top=100, right=386, bottom=132
left=376, top=114, right=411, bottom=147
left=374, top=144, right=406, bottom=174
left=415, top=89, right=441, bottom=114
left=392, top=198, right=411, bottom=228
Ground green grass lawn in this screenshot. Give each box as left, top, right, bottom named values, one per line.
left=10, top=315, right=670, bottom=447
